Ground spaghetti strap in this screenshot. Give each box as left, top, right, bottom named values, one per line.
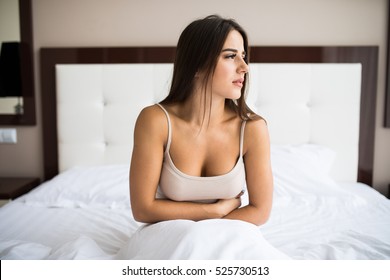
left=156, top=104, right=172, bottom=153
left=239, top=121, right=246, bottom=157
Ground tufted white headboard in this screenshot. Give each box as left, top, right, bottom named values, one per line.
left=55, top=64, right=173, bottom=172
left=55, top=62, right=361, bottom=182
left=40, top=46, right=378, bottom=185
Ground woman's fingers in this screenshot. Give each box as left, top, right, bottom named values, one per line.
left=235, top=190, right=245, bottom=198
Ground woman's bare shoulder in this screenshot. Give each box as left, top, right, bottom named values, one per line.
left=134, top=104, right=168, bottom=139
left=137, top=104, right=168, bottom=122
left=245, top=117, right=268, bottom=135
left=243, top=118, right=270, bottom=152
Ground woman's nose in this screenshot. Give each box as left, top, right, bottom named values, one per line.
left=238, top=60, right=249, bottom=74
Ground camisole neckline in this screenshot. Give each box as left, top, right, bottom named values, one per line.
left=157, top=103, right=246, bottom=180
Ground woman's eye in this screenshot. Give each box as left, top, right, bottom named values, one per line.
left=226, top=54, right=236, bottom=59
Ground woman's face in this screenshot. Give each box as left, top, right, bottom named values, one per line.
left=211, top=30, right=249, bottom=101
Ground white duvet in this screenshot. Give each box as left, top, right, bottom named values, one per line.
left=1, top=144, right=390, bottom=260
left=116, top=219, right=290, bottom=260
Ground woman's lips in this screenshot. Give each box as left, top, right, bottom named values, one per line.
left=233, top=78, right=244, bottom=87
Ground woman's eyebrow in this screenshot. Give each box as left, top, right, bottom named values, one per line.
left=221, top=48, right=246, bottom=55
left=222, top=48, right=237, bottom=52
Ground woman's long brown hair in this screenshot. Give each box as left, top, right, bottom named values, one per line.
left=161, top=15, right=260, bottom=123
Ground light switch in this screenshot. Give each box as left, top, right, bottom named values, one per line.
left=0, top=128, right=17, bottom=143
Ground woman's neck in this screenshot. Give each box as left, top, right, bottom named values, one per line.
left=178, top=88, right=227, bottom=129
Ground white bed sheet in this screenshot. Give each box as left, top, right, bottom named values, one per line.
left=0, top=202, right=139, bottom=259
left=262, top=181, right=390, bottom=259
left=1, top=145, right=390, bottom=260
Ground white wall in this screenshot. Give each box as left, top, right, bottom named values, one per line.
left=0, top=0, right=388, bottom=195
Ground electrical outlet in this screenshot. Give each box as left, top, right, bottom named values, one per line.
left=0, top=129, right=17, bottom=143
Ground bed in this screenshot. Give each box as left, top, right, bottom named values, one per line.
left=1, top=46, right=390, bottom=260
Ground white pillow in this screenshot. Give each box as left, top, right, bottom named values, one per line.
left=21, top=164, right=130, bottom=209
left=271, top=143, right=336, bottom=174
left=270, top=144, right=341, bottom=196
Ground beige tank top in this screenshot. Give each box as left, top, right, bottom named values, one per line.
left=156, top=104, right=246, bottom=203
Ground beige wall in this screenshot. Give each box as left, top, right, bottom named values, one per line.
left=0, top=0, right=20, bottom=41
left=0, top=0, right=389, bottom=195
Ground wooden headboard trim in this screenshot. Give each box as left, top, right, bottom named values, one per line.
left=40, top=46, right=378, bottom=185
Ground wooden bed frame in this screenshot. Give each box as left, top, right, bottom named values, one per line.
left=40, top=46, right=378, bottom=186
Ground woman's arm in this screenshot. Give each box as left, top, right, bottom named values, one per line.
left=222, top=118, right=273, bottom=226
left=129, top=105, right=240, bottom=223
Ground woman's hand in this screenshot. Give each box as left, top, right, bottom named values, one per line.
left=215, top=191, right=243, bottom=217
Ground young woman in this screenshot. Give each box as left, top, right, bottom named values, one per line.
left=119, top=15, right=289, bottom=259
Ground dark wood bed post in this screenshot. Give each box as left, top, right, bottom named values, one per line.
left=40, top=46, right=378, bottom=186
